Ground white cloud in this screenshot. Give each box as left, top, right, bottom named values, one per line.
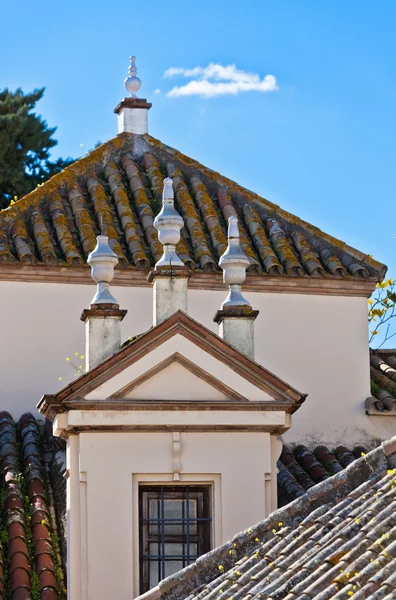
left=154, top=88, right=161, bottom=94
left=163, top=62, right=278, bottom=98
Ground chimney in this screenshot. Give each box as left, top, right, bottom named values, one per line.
left=149, top=177, right=189, bottom=325
left=114, top=56, right=152, bottom=135
left=214, top=216, right=258, bottom=359
left=81, top=236, right=127, bottom=370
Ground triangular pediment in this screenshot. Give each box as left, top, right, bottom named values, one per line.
left=115, top=353, right=245, bottom=402
left=38, top=311, right=306, bottom=419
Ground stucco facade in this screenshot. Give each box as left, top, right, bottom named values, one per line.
left=1, top=279, right=392, bottom=446
left=43, top=306, right=297, bottom=600
left=65, top=430, right=279, bottom=599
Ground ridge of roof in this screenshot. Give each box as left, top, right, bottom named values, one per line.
left=0, top=135, right=130, bottom=224
left=136, top=437, right=396, bottom=600
left=0, top=133, right=386, bottom=283
left=38, top=310, right=306, bottom=420
left=145, top=135, right=385, bottom=277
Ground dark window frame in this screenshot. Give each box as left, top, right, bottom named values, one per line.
left=139, top=485, right=211, bottom=594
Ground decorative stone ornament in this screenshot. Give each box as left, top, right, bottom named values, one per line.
left=219, top=216, right=251, bottom=308
left=87, top=235, right=119, bottom=305
left=124, top=56, right=141, bottom=98
left=153, top=178, right=185, bottom=268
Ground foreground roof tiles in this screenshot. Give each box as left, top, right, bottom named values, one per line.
left=0, top=134, right=385, bottom=281
left=278, top=443, right=367, bottom=506
left=140, top=438, right=396, bottom=600
left=367, top=350, right=396, bottom=415
left=0, top=412, right=65, bottom=599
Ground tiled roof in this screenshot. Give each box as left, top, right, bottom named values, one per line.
left=0, top=133, right=386, bottom=282
left=278, top=443, right=368, bottom=507
left=141, top=437, right=396, bottom=600
left=367, top=349, right=396, bottom=415
left=0, top=408, right=387, bottom=599
left=0, top=412, right=66, bottom=600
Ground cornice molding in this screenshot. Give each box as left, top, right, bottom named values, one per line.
left=0, top=265, right=376, bottom=297
left=37, top=311, right=306, bottom=419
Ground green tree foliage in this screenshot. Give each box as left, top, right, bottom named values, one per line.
left=368, top=278, right=396, bottom=348
left=0, top=87, right=75, bottom=209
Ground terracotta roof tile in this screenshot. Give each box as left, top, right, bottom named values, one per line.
left=278, top=442, right=369, bottom=507
left=0, top=410, right=389, bottom=599
left=0, top=133, right=386, bottom=281
left=146, top=439, right=396, bottom=600
left=0, top=412, right=65, bottom=599
left=367, top=349, right=396, bottom=415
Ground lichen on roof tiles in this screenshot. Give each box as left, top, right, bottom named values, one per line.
left=148, top=440, right=396, bottom=600
left=0, top=133, right=386, bottom=281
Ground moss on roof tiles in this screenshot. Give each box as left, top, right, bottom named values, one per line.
left=151, top=441, right=395, bottom=600
left=0, top=133, right=387, bottom=280
left=0, top=412, right=66, bottom=600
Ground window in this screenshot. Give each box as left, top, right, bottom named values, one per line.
left=139, top=486, right=211, bottom=593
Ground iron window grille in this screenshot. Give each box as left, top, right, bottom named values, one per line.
left=139, top=485, right=211, bottom=593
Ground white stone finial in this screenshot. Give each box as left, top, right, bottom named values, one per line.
left=153, top=178, right=184, bottom=268
left=124, top=56, right=142, bottom=98
left=87, top=235, right=119, bottom=304
left=219, top=216, right=251, bottom=308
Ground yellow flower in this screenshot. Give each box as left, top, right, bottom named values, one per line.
left=247, top=528, right=252, bottom=534
left=218, top=565, right=224, bottom=571
left=361, top=452, right=366, bottom=457
left=278, top=522, right=283, bottom=527
left=229, top=550, right=234, bottom=555
left=66, top=357, right=70, bottom=361
left=41, top=519, right=46, bottom=525
left=255, top=537, right=259, bottom=542
left=272, top=529, right=277, bottom=534
left=233, top=543, right=237, bottom=547
left=236, top=571, right=241, bottom=576
left=348, top=592, right=353, bottom=597
left=80, top=355, right=84, bottom=360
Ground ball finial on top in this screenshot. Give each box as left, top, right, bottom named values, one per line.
left=124, top=56, right=141, bottom=98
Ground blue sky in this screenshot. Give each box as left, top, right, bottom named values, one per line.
left=2, top=1, right=396, bottom=285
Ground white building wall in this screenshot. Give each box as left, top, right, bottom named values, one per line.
left=0, top=280, right=394, bottom=446
left=77, top=430, right=272, bottom=600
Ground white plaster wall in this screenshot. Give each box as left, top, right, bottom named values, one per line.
left=78, top=431, right=271, bottom=599
left=0, top=280, right=394, bottom=445
left=124, top=362, right=230, bottom=401
left=84, top=334, right=273, bottom=401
